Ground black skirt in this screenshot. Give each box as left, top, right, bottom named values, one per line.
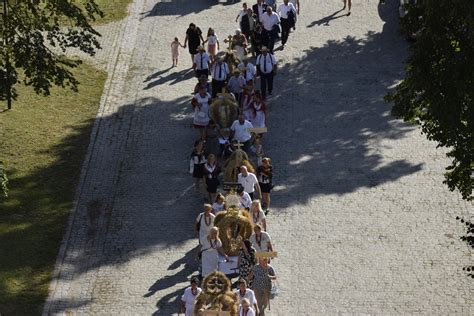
left=193, top=163, right=205, bottom=178
left=206, top=177, right=220, bottom=193
left=259, top=182, right=273, bottom=193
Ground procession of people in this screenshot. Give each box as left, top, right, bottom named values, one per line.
left=176, top=1, right=300, bottom=315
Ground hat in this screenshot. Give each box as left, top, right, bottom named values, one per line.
left=235, top=28, right=241, bottom=33
left=197, top=45, right=204, bottom=51
left=261, top=46, right=268, bottom=52
left=217, top=56, right=224, bottom=62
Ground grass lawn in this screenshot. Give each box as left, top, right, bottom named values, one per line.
left=94, top=0, right=133, bottom=24
left=0, top=63, right=107, bottom=315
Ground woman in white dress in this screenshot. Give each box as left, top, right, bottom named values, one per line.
left=251, top=91, right=267, bottom=129
left=179, top=277, right=202, bottom=316
left=200, top=227, right=228, bottom=277
left=191, top=86, right=211, bottom=139
left=195, top=204, right=215, bottom=244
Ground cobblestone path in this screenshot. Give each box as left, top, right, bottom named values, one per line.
left=44, top=0, right=473, bottom=315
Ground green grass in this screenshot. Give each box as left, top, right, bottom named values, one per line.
left=93, top=0, right=133, bottom=24
left=0, top=63, right=107, bottom=315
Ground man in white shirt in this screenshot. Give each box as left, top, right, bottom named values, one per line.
left=238, top=56, right=256, bottom=83
left=230, top=114, right=253, bottom=152
left=255, top=47, right=277, bottom=99
left=238, top=165, right=261, bottom=200
left=237, top=187, right=252, bottom=210
left=260, top=6, right=280, bottom=52
left=234, top=279, right=259, bottom=315
left=193, top=46, right=210, bottom=78
left=277, top=0, right=296, bottom=48
left=210, top=56, right=230, bottom=98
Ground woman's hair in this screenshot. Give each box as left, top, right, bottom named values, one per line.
left=207, top=153, right=216, bottom=161
left=215, top=193, right=225, bottom=202
left=174, top=37, right=178, bottom=42
left=262, top=157, right=271, bottom=164
left=241, top=298, right=250, bottom=307
left=189, top=23, right=196, bottom=28
left=190, top=276, right=199, bottom=285
left=210, top=226, right=219, bottom=238
left=207, top=27, right=214, bottom=37
left=204, top=203, right=212, bottom=211
left=251, top=199, right=262, bottom=212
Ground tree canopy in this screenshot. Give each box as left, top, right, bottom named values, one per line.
left=0, top=0, right=103, bottom=108
left=386, top=0, right=473, bottom=200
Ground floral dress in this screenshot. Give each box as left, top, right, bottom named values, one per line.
left=239, top=247, right=256, bottom=281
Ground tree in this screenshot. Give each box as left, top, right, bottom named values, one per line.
left=0, top=0, right=103, bottom=109
left=386, top=0, right=473, bottom=200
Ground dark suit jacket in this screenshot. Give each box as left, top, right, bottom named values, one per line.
left=252, top=3, right=267, bottom=23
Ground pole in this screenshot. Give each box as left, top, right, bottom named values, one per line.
left=3, top=0, right=11, bottom=109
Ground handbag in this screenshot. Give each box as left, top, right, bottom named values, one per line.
left=269, top=281, right=278, bottom=299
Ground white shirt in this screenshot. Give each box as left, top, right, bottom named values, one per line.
left=255, top=4, right=266, bottom=22
left=196, top=212, right=215, bottom=243
left=234, top=288, right=258, bottom=306
left=239, top=192, right=252, bottom=209
left=212, top=202, right=225, bottom=214
left=230, top=119, right=253, bottom=142
left=228, top=75, right=246, bottom=94
left=238, top=306, right=256, bottom=316
left=260, top=12, right=280, bottom=31
left=182, top=287, right=202, bottom=316
left=256, top=53, right=276, bottom=74
left=250, top=210, right=266, bottom=227
left=194, top=52, right=210, bottom=70
left=238, top=62, right=256, bottom=81
left=207, top=34, right=218, bottom=45
left=238, top=172, right=259, bottom=194
left=249, top=232, right=272, bottom=252
left=212, top=62, right=230, bottom=81
left=278, top=3, right=296, bottom=19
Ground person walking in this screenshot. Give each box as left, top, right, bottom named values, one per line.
left=248, top=258, right=276, bottom=316
left=211, top=57, right=230, bottom=98
left=277, top=0, right=296, bottom=49
left=234, top=279, right=259, bottom=315
left=250, top=200, right=267, bottom=231
left=237, top=298, right=256, bottom=316
left=184, top=23, right=204, bottom=65
left=260, top=7, right=280, bottom=53
left=203, top=154, right=221, bottom=203
left=237, top=239, right=257, bottom=283
left=256, top=47, right=277, bottom=99
left=195, top=204, right=215, bottom=244
left=203, top=28, right=220, bottom=62
left=179, top=277, right=202, bottom=316
left=252, top=0, right=267, bottom=23
left=170, top=37, right=184, bottom=67
left=193, top=46, right=210, bottom=78
left=200, top=227, right=228, bottom=277
left=257, top=157, right=273, bottom=212
left=190, top=140, right=207, bottom=192
left=238, top=166, right=261, bottom=200
left=236, top=2, right=252, bottom=39
left=238, top=56, right=257, bottom=84
left=191, top=86, right=212, bottom=139
left=249, top=224, right=273, bottom=253
left=230, top=114, right=254, bottom=152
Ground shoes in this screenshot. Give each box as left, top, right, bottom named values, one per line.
left=264, top=209, right=270, bottom=215
left=347, top=11, right=351, bottom=16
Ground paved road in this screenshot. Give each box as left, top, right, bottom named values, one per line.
left=44, top=0, right=473, bottom=315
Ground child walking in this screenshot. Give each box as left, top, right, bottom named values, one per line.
left=171, top=37, right=184, bottom=67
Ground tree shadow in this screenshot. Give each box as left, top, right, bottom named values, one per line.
left=307, top=9, right=346, bottom=27
left=140, top=0, right=239, bottom=18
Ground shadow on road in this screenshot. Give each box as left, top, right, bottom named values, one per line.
left=140, top=0, right=239, bottom=18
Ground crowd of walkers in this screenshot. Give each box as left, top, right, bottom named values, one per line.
left=176, top=1, right=302, bottom=315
